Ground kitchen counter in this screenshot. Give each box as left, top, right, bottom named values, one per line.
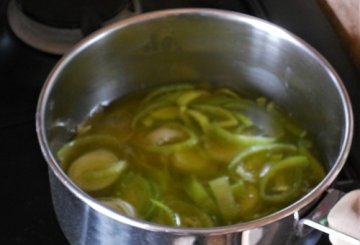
left=319, top=0, right=360, bottom=70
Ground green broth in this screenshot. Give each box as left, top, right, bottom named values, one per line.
left=58, top=83, right=325, bottom=227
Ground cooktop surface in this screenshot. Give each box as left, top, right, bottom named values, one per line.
left=1, top=0, right=359, bottom=244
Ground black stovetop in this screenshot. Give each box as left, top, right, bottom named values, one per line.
left=1, top=0, right=359, bottom=244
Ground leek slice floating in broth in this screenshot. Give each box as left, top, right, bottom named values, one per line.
left=150, top=199, right=181, bottom=227
left=67, top=149, right=127, bottom=191
left=185, top=177, right=217, bottom=212
left=132, top=101, right=171, bottom=128
left=176, top=90, right=210, bottom=107
left=231, top=182, right=260, bottom=219
left=229, top=143, right=298, bottom=169
left=143, top=84, right=194, bottom=104
left=99, top=197, right=137, bottom=218
left=141, top=123, right=198, bottom=153
left=186, top=109, right=209, bottom=131
left=171, top=146, right=217, bottom=175
left=209, top=176, right=239, bottom=223
left=113, top=171, right=158, bottom=219
left=192, top=104, right=238, bottom=128
left=259, top=156, right=309, bottom=203
left=209, top=125, right=276, bottom=146
left=57, top=83, right=325, bottom=227
left=229, top=143, right=298, bottom=182
left=57, top=134, right=123, bottom=171
left=167, top=200, right=214, bottom=227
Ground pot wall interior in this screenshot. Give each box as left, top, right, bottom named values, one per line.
left=44, top=12, right=348, bottom=174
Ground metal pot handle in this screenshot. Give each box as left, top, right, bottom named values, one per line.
left=296, top=189, right=360, bottom=244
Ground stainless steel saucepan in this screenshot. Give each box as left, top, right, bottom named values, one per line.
left=36, top=9, right=354, bottom=245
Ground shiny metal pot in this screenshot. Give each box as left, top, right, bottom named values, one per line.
left=36, top=9, right=353, bottom=245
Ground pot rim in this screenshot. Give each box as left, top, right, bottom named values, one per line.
left=36, top=8, right=354, bottom=235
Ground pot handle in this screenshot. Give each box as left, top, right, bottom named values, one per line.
left=296, top=189, right=360, bottom=244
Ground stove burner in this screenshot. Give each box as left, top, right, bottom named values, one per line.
left=7, top=0, right=142, bottom=54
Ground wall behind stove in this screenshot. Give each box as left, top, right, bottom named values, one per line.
left=319, top=0, right=360, bottom=71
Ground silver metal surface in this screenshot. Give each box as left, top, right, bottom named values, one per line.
left=7, top=0, right=142, bottom=54
left=36, top=9, right=353, bottom=244
left=298, top=189, right=360, bottom=245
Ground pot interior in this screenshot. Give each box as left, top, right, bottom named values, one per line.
left=38, top=9, right=352, bottom=229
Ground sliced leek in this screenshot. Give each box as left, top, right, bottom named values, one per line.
left=58, top=83, right=325, bottom=227
left=150, top=199, right=180, bottom=227
left=259, top=156, right=309, bottom=203
left=208, top=125, right=275, bottom=146
left=192, top=104, right=238, bottom=128
left=209, top=176, right=239, bottom=222
left=100, top=197, right=137, bottom=218
left=114, top=172, right=158, bottom=218
left=185, top=177, right=217, bottom=212
left=168, top=200, right=214, bottom=227
left=142, top=123, right=198, bottom=153
left=176, top=90, right=209, bottom=107
left=67, top=149, right=127, bottom=191
left=57, top=134, right=122, bottom=171
left=229, top=143, right=297, bottom=169
left=143, top=84, right=194, bottom=103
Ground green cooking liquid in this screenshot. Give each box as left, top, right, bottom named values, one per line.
left=57, top=83, right=325, bottom=227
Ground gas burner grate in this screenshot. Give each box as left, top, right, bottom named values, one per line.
left=7, top=0, right=142, bottom=55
